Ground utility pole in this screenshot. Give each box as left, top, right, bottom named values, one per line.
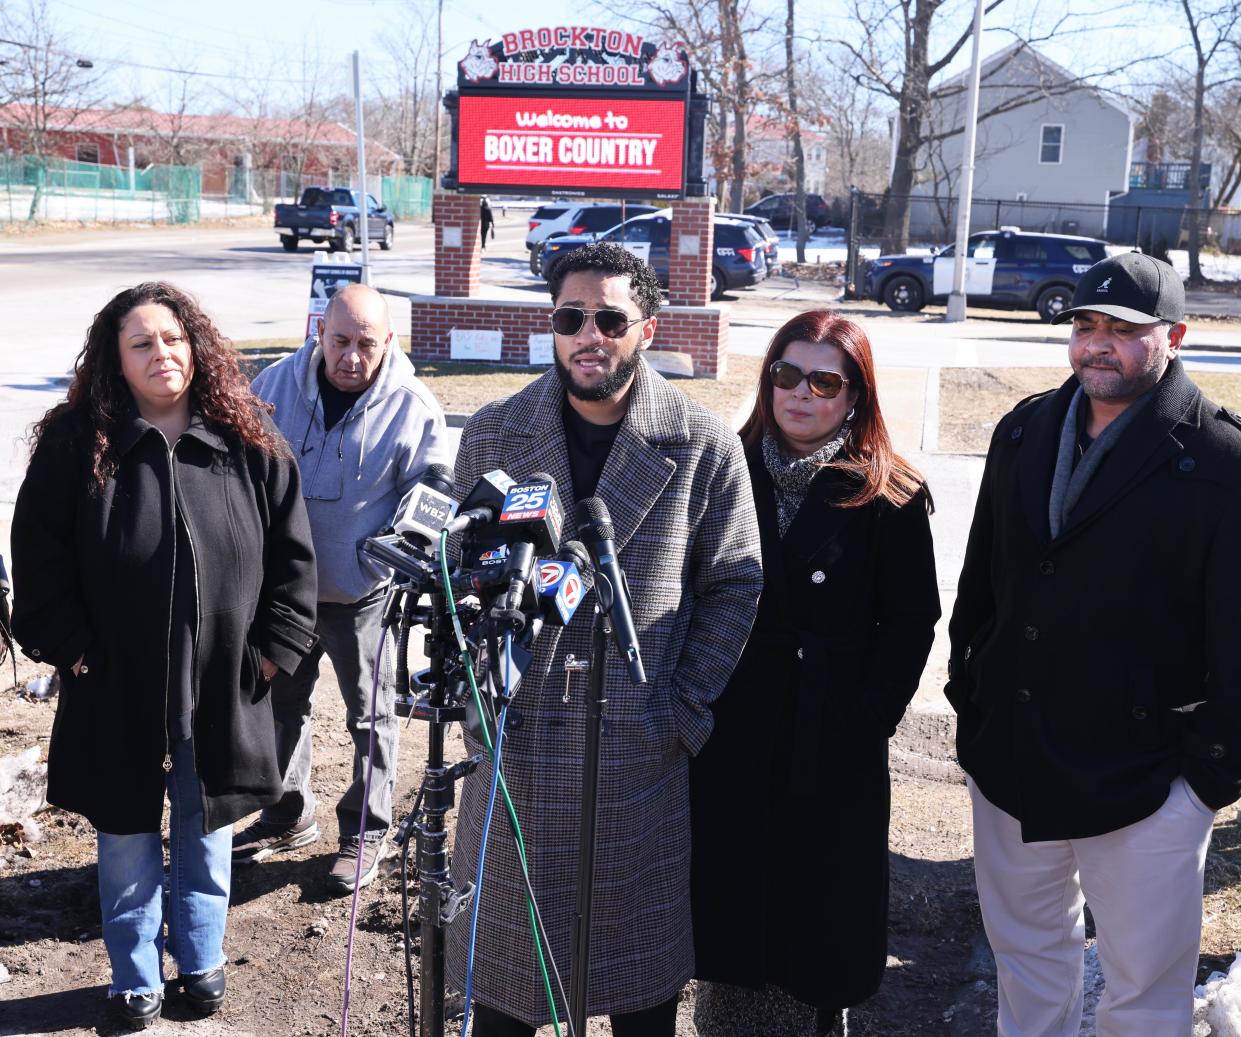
left=433, top=0, right=443, bottom=190
left=945, top=0, right=985, bottom=323
left=353, top=50, right=371, bottom=284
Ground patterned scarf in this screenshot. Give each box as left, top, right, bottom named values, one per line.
left=761, top=425, right=851, bottom=538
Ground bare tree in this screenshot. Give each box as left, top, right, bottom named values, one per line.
left=805, top=46, right=890, bottom=197
left=0, top=0, right=107, bottom=219
left=1174, top=0, right=1241, bottom=283
left=1212, top=82, right=1241, bottom=205
left=783, top=0, right=809, bottom=259
left=374, top=1, right=437, bottom=176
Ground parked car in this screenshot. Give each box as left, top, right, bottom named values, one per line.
left=744, top=192, right=832, bottom=234
left=273, top=187, right=394, bottom=252
left=525, top=202, right=660, bottom=273
left=861, top=228, right=1109, bottom=322
left=720, top=212, right=781, bottom=275
left=540, top=211, right=767, bottom=299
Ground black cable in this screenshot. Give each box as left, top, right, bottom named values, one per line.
left=399, top=785, right=425, bottom=1037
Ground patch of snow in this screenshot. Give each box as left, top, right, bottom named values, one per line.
left=0, top=746, right=46, bottom=838
left=1195, top=954, right=1241, bottom=1036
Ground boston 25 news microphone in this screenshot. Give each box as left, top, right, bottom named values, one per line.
left=576, top=497, right=646, bottom=685
left=394, top=463, right=456, bottom=552
left=494, top=472, right=564, bottom=619
left=444, top=469, right=515, bottom=536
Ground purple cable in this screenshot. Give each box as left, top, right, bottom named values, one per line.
left=340, top=601, right=393, bottom=1037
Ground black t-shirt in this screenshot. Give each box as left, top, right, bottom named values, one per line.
left=562, top=399, right=622, bottom=500
left=318, top=360, right=363, bottom=432
left=1074, top=398, right=1095, bottom=469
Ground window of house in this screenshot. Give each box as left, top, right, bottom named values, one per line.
left=76, top=143, right=99, bottom=163
left=1040, top=125, right=1064, bottom=164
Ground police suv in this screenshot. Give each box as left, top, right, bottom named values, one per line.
left=862, top=228, right=1108, bottom=322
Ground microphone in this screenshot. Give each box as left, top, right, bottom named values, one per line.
left=394, top=463, right=456, bottom=552
left=492, top=473, right=564, bottom=626
left=576, top=498, right=646, bottom=685
left=444, top=469, right=516, bottom=536
left=535, top=540, right=593, bottom=627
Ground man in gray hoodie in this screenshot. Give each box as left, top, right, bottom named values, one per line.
left=234, top=283, right=452, bottom=891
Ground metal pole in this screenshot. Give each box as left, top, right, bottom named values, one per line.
left=570, top=609, right=610, bottom=1037
left=353, top=50, right=371, bottom=285
left=433, top=0, right=443, bottom=190
left=945, top=0, right=986, bottom=322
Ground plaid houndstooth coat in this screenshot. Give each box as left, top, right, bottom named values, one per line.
left=445, top=358, right=763, bottom=1024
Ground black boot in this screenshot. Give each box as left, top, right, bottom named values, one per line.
left=182, top=965, right=226, bottom=1014
left=112, top=992, right=162, bottom=1030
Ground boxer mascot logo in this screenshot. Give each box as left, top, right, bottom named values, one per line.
left=460, top=40, right=499, bottom=83
left=646, top=41, right=688, bottom=86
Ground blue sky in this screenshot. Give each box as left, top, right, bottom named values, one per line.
left=37, top=0, right=1186, bottom=112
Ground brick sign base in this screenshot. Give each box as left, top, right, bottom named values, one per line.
left=409, top=296, right=730, bottom=378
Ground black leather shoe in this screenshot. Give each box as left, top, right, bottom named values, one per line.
left=112, top=992, right=162, bottom=1030
left=182, top=965, right=226, bottom=1014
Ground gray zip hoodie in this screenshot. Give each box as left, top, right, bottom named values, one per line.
left=252, top=338, right=452, bottom=604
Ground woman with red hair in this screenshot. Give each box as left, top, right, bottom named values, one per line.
left=690, top=310, right=940, bottom=1035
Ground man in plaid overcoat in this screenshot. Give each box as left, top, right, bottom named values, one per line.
left=446, top=243, right=763, bottom=1034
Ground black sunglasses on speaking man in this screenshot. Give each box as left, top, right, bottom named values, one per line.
left=769, top=359, right=850, bottom=400
left=550, top=306, right=646, bottom=339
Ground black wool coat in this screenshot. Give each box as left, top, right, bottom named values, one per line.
left=12, top=405, right=319, bottom=834
left=691, top=446, right=940, bottom=1009
left=947, top=360, right=1241, bottom=842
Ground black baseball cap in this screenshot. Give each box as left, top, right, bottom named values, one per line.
left=1051, top=251, right=1185, bottom=325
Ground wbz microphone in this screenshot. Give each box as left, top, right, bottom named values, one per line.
left=576, top=497, right=646, bottom=685
left=444, top=469, right=515, bottom=536
left=394, top=463, right=456, bottom=552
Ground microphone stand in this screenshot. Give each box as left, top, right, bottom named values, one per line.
left=569, top=597, right=613, bottom=1037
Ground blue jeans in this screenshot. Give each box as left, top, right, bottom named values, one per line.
left=262, top=590, right=397, bottom=844
left=96, top=737, right=231, bottom=997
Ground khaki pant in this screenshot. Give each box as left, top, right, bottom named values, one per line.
left=969, top=776, right=1215, bottom=1037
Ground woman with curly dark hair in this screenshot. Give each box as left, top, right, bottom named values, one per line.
left=12, top=283, right=319, bottom=1030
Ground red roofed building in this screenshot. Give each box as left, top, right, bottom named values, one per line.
left=0, top=104, right=400, bottom=199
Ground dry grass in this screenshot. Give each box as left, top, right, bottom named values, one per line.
left=939, top=367, right=1241, bottom=454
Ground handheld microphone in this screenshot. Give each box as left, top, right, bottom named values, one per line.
left=394, top=463, right=456, bottom=552
left=576, top=497, right=646, bottom=685
left=492, top=473, right=563, bottom=627
left=497, top=472, right=564, bottom=554
left=445, top=469, right=516, bottom=536
left=535, top=540, right=593, bottom=627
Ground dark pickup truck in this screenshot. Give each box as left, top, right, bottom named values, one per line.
left=273, top=187, right=395, bottom=252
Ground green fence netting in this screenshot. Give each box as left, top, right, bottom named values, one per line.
left=382, top=174, right=431, bottom=219
left=1, top=155, right=203, bottom=223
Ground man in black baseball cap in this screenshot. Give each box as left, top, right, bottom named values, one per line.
left=948, top=247, right=1241, bottom=1033
left=1051, top=249, right=1186, bottom=326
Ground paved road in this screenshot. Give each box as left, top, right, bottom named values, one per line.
left=1, top=216, right=1237, bottom=633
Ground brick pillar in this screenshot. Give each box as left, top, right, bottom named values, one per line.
left=666, top=197, right=716, bottom=306
left=433, top=190, right=481, bottom=298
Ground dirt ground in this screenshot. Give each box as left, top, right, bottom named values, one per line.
left=5, top=645, right=1241, bottom=1037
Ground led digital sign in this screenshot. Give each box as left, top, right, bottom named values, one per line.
left=457, top=94, right=686, bottom=198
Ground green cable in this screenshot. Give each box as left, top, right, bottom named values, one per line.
left=439, top=532, right=564, bottom=1037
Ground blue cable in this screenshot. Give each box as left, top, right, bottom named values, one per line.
left=460, top=632, right=514, bottom=1036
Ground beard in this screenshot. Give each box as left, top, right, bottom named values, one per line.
left=1072, top=353, right=1166, bottom=403
left=554, top=343, right=643, bottom=402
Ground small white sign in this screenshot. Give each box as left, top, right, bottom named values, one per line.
left=450, top=328, right=502, bottom=361
left=678, top=234, right=700, bottom=256
left=443, top=225, right=463, bottom=248
left=528, top=333, right=554, bottom=365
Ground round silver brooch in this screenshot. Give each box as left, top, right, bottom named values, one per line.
left=811, top=570, right=826, bottom=584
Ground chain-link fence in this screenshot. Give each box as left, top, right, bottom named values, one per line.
left=843, top=188, right=1241, bottom=298
left=381, top=174, right=432, bottom=219
left=0, top=155, right=210, bottom=224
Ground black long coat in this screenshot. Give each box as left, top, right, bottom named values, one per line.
left=947, top=361, right=1241, bottom=841
left=12, top=406, right=319, bottom=835
left=690, top=446, right=940, bottom=1009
